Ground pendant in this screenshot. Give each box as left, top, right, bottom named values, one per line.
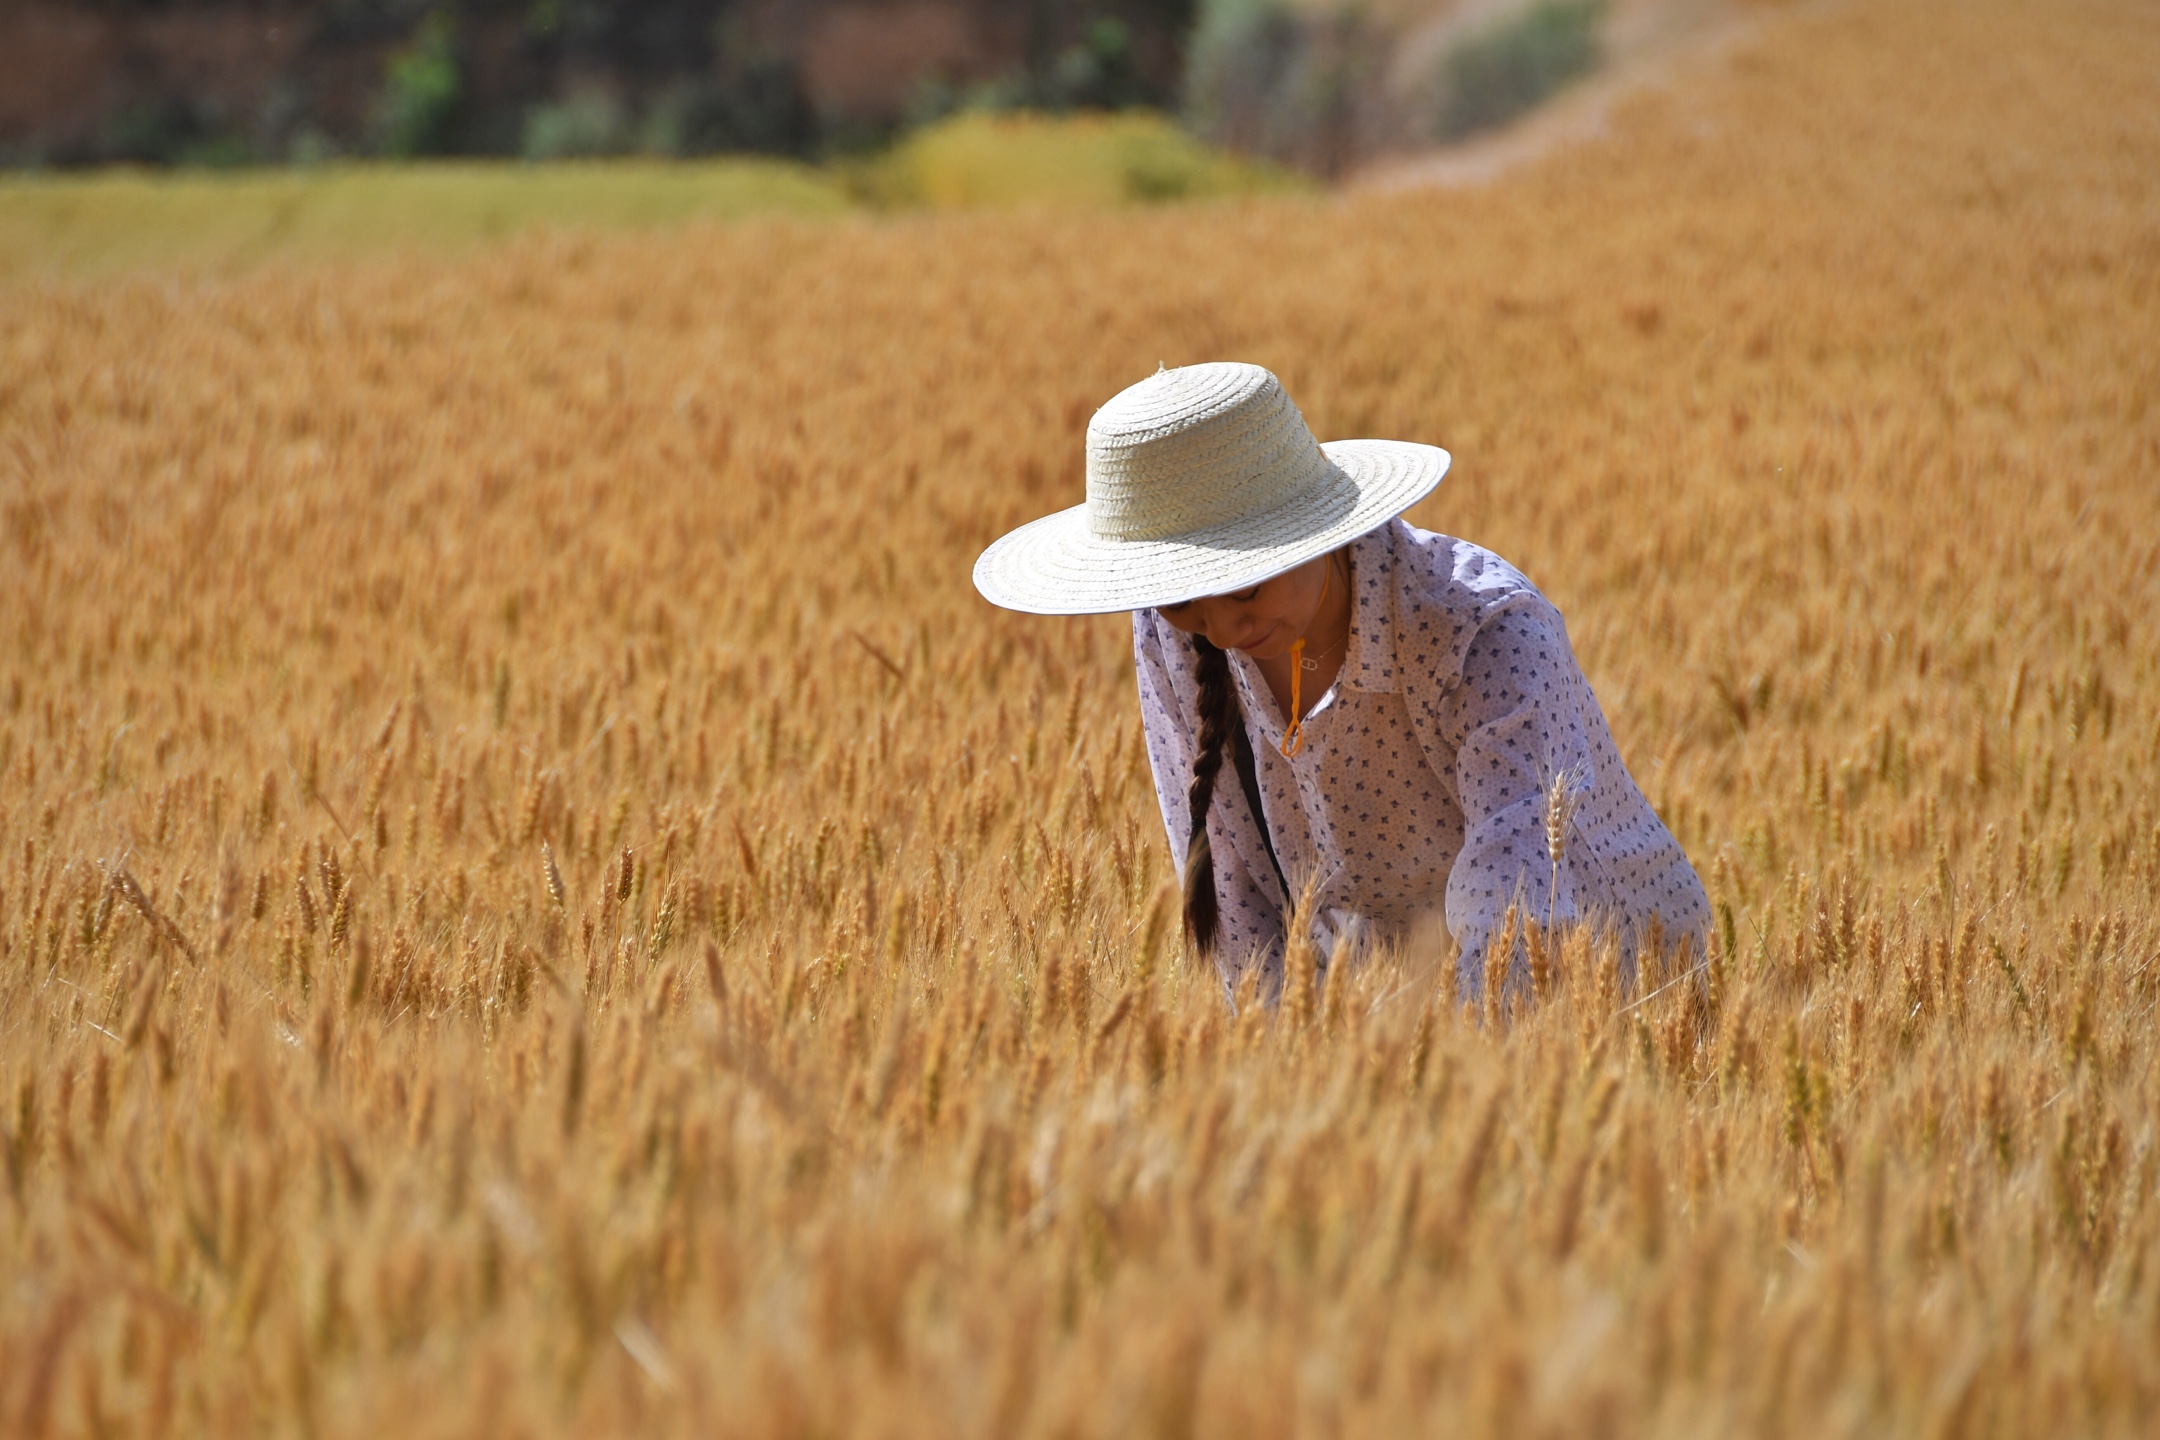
left=1301, top=658, right=1318, bottom=672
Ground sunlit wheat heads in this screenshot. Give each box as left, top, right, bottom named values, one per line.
left=1, top=1, right=2158, bottom=1435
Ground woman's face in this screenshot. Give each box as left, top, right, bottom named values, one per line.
left=1154, top=554, right=1332, bottom=661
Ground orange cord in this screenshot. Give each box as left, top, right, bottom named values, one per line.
left=1279, top=559, right=1333, bottom=759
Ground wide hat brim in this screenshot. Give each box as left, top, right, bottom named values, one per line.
left=973, top=439, right=1450, bottom=616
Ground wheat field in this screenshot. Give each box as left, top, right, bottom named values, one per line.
left=2, top=0, right=2157, bottom=1435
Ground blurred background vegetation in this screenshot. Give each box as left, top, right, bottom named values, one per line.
left=0, top=113, right=1305, bottom=280
left=0, top=0, right=1646, bottom=273
left=0, top=0, right=1624, bottom=175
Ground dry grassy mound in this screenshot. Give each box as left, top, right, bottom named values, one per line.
left=1, top=0, right=2157, bottom=1434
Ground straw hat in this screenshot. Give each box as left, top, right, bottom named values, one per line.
left=973, top=362, right=1450, bottom=615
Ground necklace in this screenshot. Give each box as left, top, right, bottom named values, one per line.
left=1281, top=554, right=1348, bottom=758
left=1299, top=606, right=1348, bottom=670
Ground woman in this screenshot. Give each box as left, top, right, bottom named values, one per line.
left=975, top=362, right=1709, bottom=997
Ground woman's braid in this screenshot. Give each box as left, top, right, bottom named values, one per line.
left=1182, top=636, right=1242, bottom=955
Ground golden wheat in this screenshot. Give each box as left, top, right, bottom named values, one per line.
left=2, top=1, right=2158, bottom=1435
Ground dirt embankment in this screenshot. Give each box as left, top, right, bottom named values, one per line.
left=1352, top=0, right=1783, bottom=190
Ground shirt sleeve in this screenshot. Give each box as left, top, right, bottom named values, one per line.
left=1441, top=601, right=1597, bottom=995
left=1132, top=614, right=1286, bottom=986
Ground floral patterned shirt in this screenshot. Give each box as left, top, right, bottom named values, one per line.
left=1133, top=518, right=1710, bottom=995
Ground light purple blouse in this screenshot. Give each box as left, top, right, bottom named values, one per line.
left=1134, top=518, right=1710, bottom=996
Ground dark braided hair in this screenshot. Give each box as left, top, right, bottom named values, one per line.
left=1182, top=636, right=1247, bottom=955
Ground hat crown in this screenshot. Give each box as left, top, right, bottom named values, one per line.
left=1085, top=363, right=1335, bottom=541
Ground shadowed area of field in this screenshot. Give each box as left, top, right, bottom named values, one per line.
left=1, top=1, right=2157, bottom=1435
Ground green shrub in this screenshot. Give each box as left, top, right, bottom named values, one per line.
left=1184, top=0, right=1298, bottom=145
left=373, top=12, right=463, bottom=157
left=98, top=99, right=205, bottom=166
left=523, top=91, right=632, bottom=160
left=638, top=63, right=818, bottom=158
left=854, top=109, right=1304, bottom=210
left=176, top=134, right=257, bottom=169
left=89, top=97, right=255, bottom=168
left=1182, top=0, right=1370, bottom=175
left=1046, top=18, right=1146, bottom=110
left=1437, top=0, right=1607, bottom=141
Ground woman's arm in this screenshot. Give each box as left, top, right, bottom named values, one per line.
left=1441, top=601, right=1600, bottom=995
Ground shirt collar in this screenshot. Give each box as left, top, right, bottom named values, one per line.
left=1339, top=522, right=1398, bottom=695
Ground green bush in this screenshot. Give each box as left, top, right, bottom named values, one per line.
left=373, top=12, right=463, bottom=157
left=1182, top=0, right=1369, bottom=176
left=1046, top=18, right=1146, bottom=110
left=1183, top=0, right=1298, bottom=144
left=523, top=91, right=632, bottom=160
left=1437, top=0, right=1607, bottom=141
left=98, top=99, right=203, bottom=166
left=853, top=109, right=1304, bottom=211
left=638, top=63, right=818, bottom=158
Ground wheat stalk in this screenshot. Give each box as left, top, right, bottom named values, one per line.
left=1, top=8, right=2153, bottom=1429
